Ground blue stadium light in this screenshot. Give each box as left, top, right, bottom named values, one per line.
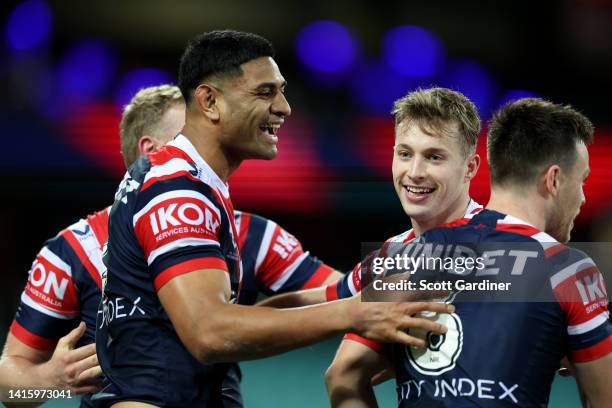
left=350, top=60, right=419, bottom=114
left=382, top=26, right=445, bottom=78
left=295, top=20, right=358, bottom=73
left=5, top=0, right=52, bottom=50
left=443, top=59, right=498, bottom=118
left=57, top=40, right=117, bottom=101
left=114, top=68, right=174, bottom=109
left=496, top=89, right=541, bottom=108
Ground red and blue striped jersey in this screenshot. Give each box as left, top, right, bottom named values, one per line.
left=387, top=210, right=610, bottom=407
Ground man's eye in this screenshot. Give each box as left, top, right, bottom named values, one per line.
left=397, top=151, right=411, bottom=159
left=429, top=154, right=443, bottom=161
left=257, top=90, right=273, bottom=97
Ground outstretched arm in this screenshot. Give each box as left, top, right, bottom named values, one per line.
left=158, top=268, right=453, bottom=363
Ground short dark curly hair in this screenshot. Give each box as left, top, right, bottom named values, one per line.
left=178, top=30, right=275, bottom=103
left=487, top=98, right=594, bottom=187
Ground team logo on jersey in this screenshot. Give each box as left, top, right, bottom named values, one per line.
left=405, top=312, right=463, bottom=376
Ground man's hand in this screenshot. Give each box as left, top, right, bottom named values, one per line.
left=40, top=322, right=103, bottom=394
left=349, top=294, right=454, bottom=347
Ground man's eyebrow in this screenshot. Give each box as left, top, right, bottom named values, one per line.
left=254, top=81, right=287, bottom=90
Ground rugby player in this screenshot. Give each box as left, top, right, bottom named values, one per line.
left=262, top=87, right=483, bottom=375
left=326, top=98, right=612, bottom=407
left=0, top=81, right=342, bottom=407
left=93, top=31, right=452, bottom=407
left=260, top=87, right=482, bottom=307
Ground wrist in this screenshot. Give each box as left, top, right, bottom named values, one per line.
left=33, top=359, right=57, bottom=388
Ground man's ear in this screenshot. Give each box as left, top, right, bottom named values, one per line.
left=465, top=153, right=481, bottom=182
left=542, top=165, right=562, bottom=196
left=193, top=83, right=221, bottom=121
left=138, top=135, right=163, bottom=157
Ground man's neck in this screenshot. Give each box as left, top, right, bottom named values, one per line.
left=486, top=187, right=546, bottom=231
left=411, top=195, right=471, bottom=236
left=181, top=124, right=241, bottom=183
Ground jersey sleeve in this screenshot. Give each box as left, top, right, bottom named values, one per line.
left=550, top=248, right=612, bottom=362
left=132, top=176, right=230, bottom=291
left=248, top=214, right=334, bottom=294
left=343, top=333, right=390, bottom=356
left=326, top=261, right=362, bottom=300
left=10, top=236, right=81, bottom=351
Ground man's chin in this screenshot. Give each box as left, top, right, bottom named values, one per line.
left=243, top=147, right=278, bottom=161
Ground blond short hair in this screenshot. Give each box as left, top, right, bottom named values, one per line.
left=392, top=87, right=481, bottom=157
left=119, top=84, right=184, bottom=168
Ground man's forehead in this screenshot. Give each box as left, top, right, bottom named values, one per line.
left=236, top=56, right=285, bottom=87
left=395, top=119, right=462, bottom=150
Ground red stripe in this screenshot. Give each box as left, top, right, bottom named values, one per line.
left=401, top=230, right=416, bottom=243
left=87, top=208, right=110, bottom=248
left=325, top=284, right=339, bottom=301
left=439, top=218, right=471, bottom=229
left=237, top=212, right=251, bottom=251
left=61, top=230, right=103, bottom=289
left=149, top=145, right=192, bottom=167
left=301, top=264, right=334, bottom=289
left=154, top=257, right=228, bottom=291
left=10, top=320, right=57, bottom=351
left=494, top=223, right=542, bottom=237
left=141, top=170, right=200, bottom=192
left=569, top=335, right=612, bottom=362
left=344, top=333, right=389, bottom=356
left=544, top=244, right=567, bottom=258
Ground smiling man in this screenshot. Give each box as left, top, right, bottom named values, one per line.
left=327, top=98, right=612, bottom=407
left=93, top=31, right=452, bottom=407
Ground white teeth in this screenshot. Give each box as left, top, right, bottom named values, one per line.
left=406, top=186, right=434, bottom=194
left=262, top=124, right=280, bottom=135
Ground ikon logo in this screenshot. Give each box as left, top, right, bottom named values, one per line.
left=149, top=202, right=219, bottom=234
left=29, top=261, right=69, bottom=300
left=272, top=229, right=299, bottom=259
left=575, top=273, right=606, bottom=305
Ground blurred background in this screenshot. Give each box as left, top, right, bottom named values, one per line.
left=1, top=0, right=611, bottom=406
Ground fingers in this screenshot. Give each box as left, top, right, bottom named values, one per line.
left=72, top=383, right=104, bottom=395
left=77, top=364, right=104, bottom=383
left=390, top=330, right=427, bottom=348
left=58, top=322, right=87, bottom=350
left=64, top=343, right=96, bottom=364
left=402, top=302, right=455, bottom=315
left=72, top=352, right=99, bottom=376
left=398, top=316, right=448, bottom=334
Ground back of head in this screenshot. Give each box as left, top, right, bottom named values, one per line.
left=120, top=84, right=184, bottom=168
left=178, top=30, right=275, bottom=104
left=487, top=98, right=594, bottom=187
left=392, top=87, right=481, bottom=157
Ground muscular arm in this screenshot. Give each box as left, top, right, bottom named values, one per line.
left=257, top=270, right=341, bottom=308
left=572, top=353, right=612, bottom=408
left=0, top=323, right=102, bottom=399
left=257, top=286, right=329, bottom=308
left=158, top=268, right=454, bottom=364
left=325, top=339, right=391, bottom=408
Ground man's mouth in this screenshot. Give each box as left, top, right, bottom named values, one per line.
left=404, top=185, right=436, bottom=195
left=403, top=185, right=436, bottom=204
left=260, top=123, right=281, bottom=136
